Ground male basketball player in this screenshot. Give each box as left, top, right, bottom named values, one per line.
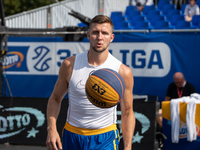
left=46, top=15, right=135, bottom=150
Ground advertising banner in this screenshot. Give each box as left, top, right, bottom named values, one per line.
left=0, top=97, right=48, bottom=145
left=0, top=96, right=158, bottom=150
left=2, top=32, right=200, bottom=102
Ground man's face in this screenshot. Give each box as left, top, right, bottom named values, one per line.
left=87, top=23, right=114, bottom=53
left=189, top=0, right=196, bottom=7
left=174, top=78, right=184, bottom=88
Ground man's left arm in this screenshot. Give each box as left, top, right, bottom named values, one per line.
left=119, top=64, right=135, bottom=150
left=196, top=6, right=200, bottom=15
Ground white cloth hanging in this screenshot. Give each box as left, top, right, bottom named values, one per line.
left=170, top=96, right=190, bottom=143
left=186, top=97, right=200, bottom=142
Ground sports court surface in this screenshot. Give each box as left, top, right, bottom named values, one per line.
left=0, top=144, right=46, bottom=150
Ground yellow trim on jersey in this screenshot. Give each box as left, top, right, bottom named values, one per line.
left=64, top=122, right=117, bottom=136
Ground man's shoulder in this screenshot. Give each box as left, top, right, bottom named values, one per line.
left=190, top=4, right=199, bottom=9
left=63, top=55, right=76, bottom=68
left=194, top=4, right=200, bottom=9
left=119, top=63, right=133, bottom=78
left=185, top=81, right=196, bottom=92
left=186, top=81, right=195, bottom=87
left=186, top=4, right=190, bottom=8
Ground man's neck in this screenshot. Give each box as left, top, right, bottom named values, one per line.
left=87, top=50, right=109, bottom=66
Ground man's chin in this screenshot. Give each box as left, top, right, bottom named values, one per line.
left=92, top=47, right=106, bottom=53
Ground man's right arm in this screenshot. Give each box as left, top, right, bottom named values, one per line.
left=46, top=56, right=75, bottom=150
left=184, top=5, right=192, bottom=22
left=184, top=5, right=189, bottom=16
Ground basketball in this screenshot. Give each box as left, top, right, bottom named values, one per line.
left=85, top=68, right=125, bottom=108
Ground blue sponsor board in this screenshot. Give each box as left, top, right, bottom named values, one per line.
left=3, top=46, right=29, bottom=72
left=163, top=118, right=200, bottom=150
left=2, top=33, right=200, bottom=103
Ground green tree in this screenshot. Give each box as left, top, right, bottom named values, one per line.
left=3, top=0, right=63, bottom=17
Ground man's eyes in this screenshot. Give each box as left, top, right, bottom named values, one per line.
left=102, top=32, right=108, bottom=35
left=93, top=31, right=98, bottom=34
left=92, top=31, right=108, bottom=35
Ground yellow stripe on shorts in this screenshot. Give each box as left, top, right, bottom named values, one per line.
left=113, top=129, right=117, bottom=150
left=64, top=122, right=117, bottom=136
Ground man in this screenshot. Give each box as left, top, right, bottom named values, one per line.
left=156, top=72, right=196, bottom=147
left=46, top=15, right=135, bottom=150
left=165, top=72, right=196, bottom=101
left=184, top=0, right=200, bottom=22
left=157, top=72, right=196, bottom=126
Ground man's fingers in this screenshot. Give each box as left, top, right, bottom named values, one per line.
left=46, top=140, right=58, bottom=150
left=52, top=141, right=58, bottom=150
left=57, top=139, right=63, bottom=150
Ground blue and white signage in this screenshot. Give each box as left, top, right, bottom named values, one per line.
left=3, top=33, right=200, bottom=101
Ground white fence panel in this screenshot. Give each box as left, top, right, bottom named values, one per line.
left=5, top=0, right=130, bottom=29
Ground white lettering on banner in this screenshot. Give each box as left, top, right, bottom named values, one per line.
left=110, top=43, right=171, bottom=77
left=3, top=55, right=19, bottom=66
left=0, top=116, right=7, bottom=132
left=0, top=105, right=45, bottom=139
left=6, top=42, right=170, bottom=77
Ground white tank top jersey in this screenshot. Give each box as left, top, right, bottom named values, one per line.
left=67, top=50, right=122, bottom=129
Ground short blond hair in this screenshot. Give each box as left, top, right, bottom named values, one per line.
left=89, top=15, right=114, bottom=32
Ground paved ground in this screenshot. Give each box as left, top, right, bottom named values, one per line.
left=0, top=143, right=162, bottom=150
left=0, top=143, right=46, bottom=150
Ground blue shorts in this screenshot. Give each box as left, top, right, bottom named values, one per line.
left=62, top=122, right=120, bottom=150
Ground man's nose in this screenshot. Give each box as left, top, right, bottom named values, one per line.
left=98, top=32, right=103, bottom=40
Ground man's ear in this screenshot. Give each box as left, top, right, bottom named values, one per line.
left=110, top=34, right=114, bottom=42
left=87, top=31, right=90, bottom=40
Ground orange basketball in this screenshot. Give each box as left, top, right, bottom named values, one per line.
left=85, top=68, right=125, bottom=108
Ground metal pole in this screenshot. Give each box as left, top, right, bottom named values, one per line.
left=129, top=0, right=132, bottom=5
left=99, top=0, right=104, bottom=15
left=47, top=7, right=51, bottom=28
left=0, top=0, right=6, bottom=96
left=0, top=0, right=5, bottom=26
left=0, top=58, right=2, bottom=96
left=3, top=73, right=12, bottom=97
left=0, top=31, right=88, bottom=35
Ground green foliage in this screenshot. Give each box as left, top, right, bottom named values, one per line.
left=3, top=0, right=63, bottom=17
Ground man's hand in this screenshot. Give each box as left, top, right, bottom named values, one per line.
left=185, top=15, right=192, bottom=22
left=46, top=128, right=62, bottom=150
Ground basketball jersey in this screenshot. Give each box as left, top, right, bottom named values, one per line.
left=67, top=50, right=122, bottom=129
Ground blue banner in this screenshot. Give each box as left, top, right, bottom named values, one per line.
left=163, top=118, right=200, bottom=150
left=2, top=33, right=200, bottom=102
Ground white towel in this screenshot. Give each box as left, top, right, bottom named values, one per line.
left=190, top=93, right=200, bottom=100
left=186, top=97, right=200, bottom=142
left=170, top=96, right=190, bottom=143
